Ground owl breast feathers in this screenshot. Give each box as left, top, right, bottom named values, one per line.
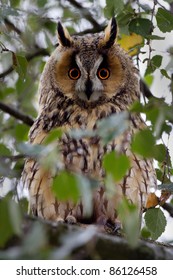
left=22, top=18, right=157, bottom=230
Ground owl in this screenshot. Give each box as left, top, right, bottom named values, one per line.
left=22, top=18, right=157, bottom=231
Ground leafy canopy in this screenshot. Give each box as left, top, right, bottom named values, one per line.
left=0, top=0, right=173, bottom=257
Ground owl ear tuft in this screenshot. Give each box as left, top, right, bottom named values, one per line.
left=102, top=17, right=118, bottom=49
left=57, top=22, right=72, bottom=47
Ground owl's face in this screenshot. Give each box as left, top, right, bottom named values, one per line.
left=41, top=18, right=139, bottom=109
left=54, top=42, right=125, bottom=103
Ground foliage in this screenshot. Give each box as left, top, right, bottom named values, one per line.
left=144, top=207, right=167, bottom=240
left=0, top=0, right=173, bottom=258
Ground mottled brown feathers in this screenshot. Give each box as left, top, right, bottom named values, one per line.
left=22, top=18, right=157, bottom=229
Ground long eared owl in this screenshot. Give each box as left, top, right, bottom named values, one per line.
left=23, top=18, right=157, bottom=230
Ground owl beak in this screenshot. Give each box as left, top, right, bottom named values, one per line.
left=85, top=79, right=93, bottom=100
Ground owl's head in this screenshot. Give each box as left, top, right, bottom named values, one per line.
left=39, top=18, right=139, bottom=109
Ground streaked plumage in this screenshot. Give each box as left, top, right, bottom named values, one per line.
left=22, top=18, right=157, bottom=229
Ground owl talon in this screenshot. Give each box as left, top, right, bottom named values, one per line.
left=56, top=217, right=65, bottom=223
left=65, top=215, right=77, bottom=224
left=113, top=222, right=122, bottom=234
left=104, top=219, right=122, bottom=235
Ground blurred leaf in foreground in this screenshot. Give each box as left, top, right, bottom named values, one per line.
left=0, top=195, right=22, bottom=248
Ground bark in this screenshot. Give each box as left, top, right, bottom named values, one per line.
left=1, top=217, right=173, bottom=260
left=0, top=101, right=34, bottom=126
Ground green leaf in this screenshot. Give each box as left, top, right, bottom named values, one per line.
left=145, top=55, right=163, bottom=75
left=0, top=5, right=19, bottom=18
left=131, top=129, right=155, bottom=158
left=16, top=142, right=44, bottom=157
left=103, top=151, right=130, bottom=182
left=44, top=128, right=63, bottom=144
left=145, top=107, right=160, bottom=131
left=140, top=227, right=151, bottom=239
left=153, top=144, right=166, bottom=162
left=10, top=0, right=20, bottom=7
left=75, top=174, right=97, bottom=217
left=0, top=143, right=11, bottom=156
left=69, top=128, right=95, bottom=140
left=0, top=199, right=13, bottom=247
left=8, top=199, right=22, bottom=236
left=15, top=124, right=29, bottom=141
left=0, top=160, right=15, bottom=178
left=0, top=87, right=15, bottom=100
left=144, top=208, right=166, bottom=240
left=71, top=111, right=129, bottom=145
left=44, top=21, right=57, bottom=35
left=156, top=168, right=171, bottom=184
left=160, top=69, right=171, bottom=79
left=104, top=174, right=116, bottom=198
left=156, top=8, right=173, bottom=33
left=22, top=222, right=47, bottom=255
left=97, top=111, right=129, bottom=145
left=37, top=0, right=47, bottom=7
left=144, top=75, right=154, bottom=87
left=104, top=0, right=124, bottom=18
left=118, top=198, right=140, bottom=247
left=164, top=0, right=173, bottom=3
left=129, top=18, right=153, bottom=37
left=53, top=172, right=96, bottom=216
left=0, top=196, right=22, bottom=248
left=130, top=101, right=144, bottom=113
left=12, top=53, right=28, bottom=81
left=158, top=183, right=173, bottom=192
left=146, top=35, right=165, bottom=40
left=52, top=171, right=80, bottom=202
left=116, top=6, right=134, bottom=28
left=151, top=55, right=163, bottom=68
left=13, top=160, right=24, bottom=178
left=144, top=98, right=173, bottom=137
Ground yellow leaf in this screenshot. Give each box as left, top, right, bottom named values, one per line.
left=118, top=33, right=143, bottom=56
left=146, top=193, right=159, bottom=209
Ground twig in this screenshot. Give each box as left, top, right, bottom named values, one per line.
left=0, top=101, right=34, bottom=126
left=67, top=0, right=100, bottom=29
left=140, top=79, right=153, bottom=99
left=0, top=154, right=26, bottom=161
left=0, top=42, right=11, bottom=53
left=0, top=66, right=14, bottom=78
left=171, top=2, right=173, bottom=14
left=156, top=0, right=169, bottom=10
left=162, top=202, right=173, bottom=218
left=73, top=26, right=103, bottom=36
left=0, top=48, right=49, bottom=79
left=147, top=0, right=157, bottom=66
left=4, top=18, right=22, bottom=35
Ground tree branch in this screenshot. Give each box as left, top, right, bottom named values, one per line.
left=0, top=101, right=34, bottom=126
left=0, top=48, right=49, bottom=79
left=4, top=18, right=22, bottom=35
left=67, top=0, right=101, bottom=29
left=1, top=6, right=103, bottom=79
left=162, top=202, right=173, bottom=218
left=2, top=217, right=173, bottom=259
left=74, top=26, right=103, bottom=36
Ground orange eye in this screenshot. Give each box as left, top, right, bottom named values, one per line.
left=68, top=68, right=80, bottom=80
left=97, top=68, right=110, bottom=80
